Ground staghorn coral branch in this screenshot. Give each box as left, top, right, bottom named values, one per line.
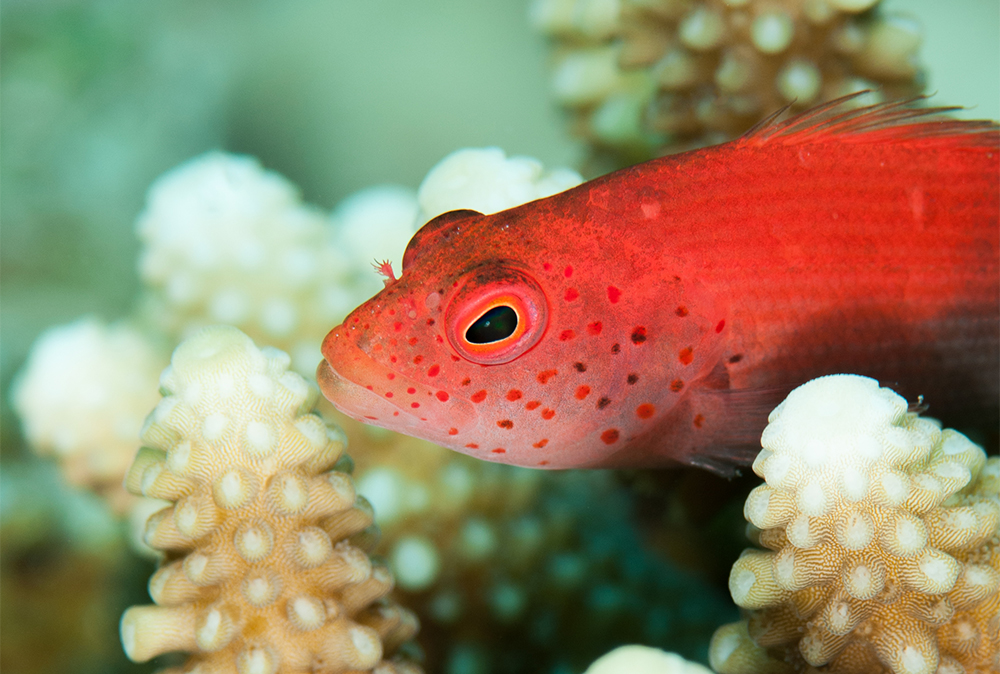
left=710, top=374, right=1000, bottom=674
left=119, top=326, right=420, bottom=673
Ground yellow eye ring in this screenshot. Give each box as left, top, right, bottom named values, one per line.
left=445, top=266, right=547, bottom=365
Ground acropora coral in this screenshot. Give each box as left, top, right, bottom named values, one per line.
left=136, top=152, right=360, bottom=376
left=416, top=147, right=582, bottom=222
left=531, top=0, right=924, bottom=167
left=120, top=326, right=420, bottom=673
left=709, top=374, right=1000, bottom=674
left=339, top=416, right=734, bottom=673
left=584, top=645, right=714, bottom=673
left=11, top=317, right=169, bottom=512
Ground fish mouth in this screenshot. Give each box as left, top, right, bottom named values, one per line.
left=317, top=328, right=474, bottom=438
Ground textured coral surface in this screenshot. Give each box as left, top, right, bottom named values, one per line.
left=120, top=327, right=420, bottom=673
left=532, top=0, right=925, bottom=168
left=136, top=153, right=359, bottom=376
left=584, top=644, right=715, bottom=673
left=334, top=413, right=736, bottom=673
left=11, top=318, right=169, bottom=512
left=415, top=147, right=582, bottom=222
left=710, top=375, right=1000, bottom=674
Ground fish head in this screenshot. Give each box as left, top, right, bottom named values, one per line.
left=320, top=204, right=731, bottom=468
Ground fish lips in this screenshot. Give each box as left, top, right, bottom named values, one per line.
left=317, top=331, right=474, bottom=438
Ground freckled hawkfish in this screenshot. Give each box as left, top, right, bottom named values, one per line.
left=318, top=96, right=1000, bottom=473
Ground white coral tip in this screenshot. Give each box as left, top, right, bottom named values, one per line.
left=417, top=147, right=582, bottom=222
left=584, top=645, right=714, bottom=674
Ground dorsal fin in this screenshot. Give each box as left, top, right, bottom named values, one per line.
left=740, top=91, right=1000, bottom=149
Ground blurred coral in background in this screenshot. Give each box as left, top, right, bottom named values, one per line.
left=530, top=0, right=929, bottom=169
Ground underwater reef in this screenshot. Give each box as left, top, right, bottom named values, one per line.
left=2, top=2, right=997, bottom=674
left=9, top=146, right=999, bottom=674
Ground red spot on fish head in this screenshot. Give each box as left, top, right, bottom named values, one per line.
left=636, top=403, right=655, bottom=419
left=320, top=199, right=716, bottom=472
left=679, top=347, right=694, bottom=365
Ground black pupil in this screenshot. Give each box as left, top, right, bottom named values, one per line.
left=465, top=305, right=518, bottom=344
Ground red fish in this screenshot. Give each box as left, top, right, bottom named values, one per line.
left=318, top=96, right=1000, bottom=472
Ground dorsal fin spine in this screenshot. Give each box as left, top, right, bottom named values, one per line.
left=740, top=91, right=999, bottom=149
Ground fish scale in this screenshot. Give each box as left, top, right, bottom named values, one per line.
left=319, top=96, right=999, bottom=473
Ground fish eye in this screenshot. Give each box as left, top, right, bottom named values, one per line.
left=465, top=305, right=518, bottom=344
left=445, top=265, right=548, bottom=365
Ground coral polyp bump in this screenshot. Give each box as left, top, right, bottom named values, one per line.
left=710, top=374, right=1000, bottom=674
left=120, top=326, right=420, bottom=673
left=532, top=0, right=925, bottom=165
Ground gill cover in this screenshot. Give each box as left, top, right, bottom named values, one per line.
left=445, top=264, right=548, bottom=365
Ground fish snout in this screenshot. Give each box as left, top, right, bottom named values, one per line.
left=318, top=326, right=475, bottom=439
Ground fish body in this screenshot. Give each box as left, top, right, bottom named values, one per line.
left=319, top=98, right=1000, bottom=472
